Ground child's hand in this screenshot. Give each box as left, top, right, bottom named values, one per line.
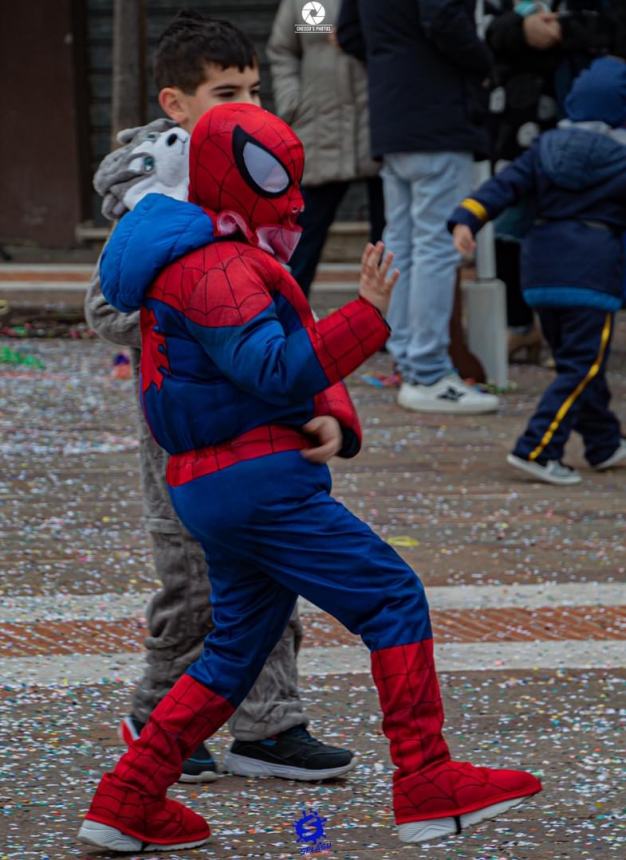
left=359, top=241, right=399, bottom=315
left=453, top=224, right=476, bottom=257
left=301, top=415, right=342, bottom=463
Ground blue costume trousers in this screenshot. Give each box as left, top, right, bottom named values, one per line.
left=168, top=451, right=432, bottom=708
left=513, top=308, right=622, bottom=466
left=89, top=455, right=543, bottom=838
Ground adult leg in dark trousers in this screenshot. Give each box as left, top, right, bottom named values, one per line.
left=496, top=239, right=533, bottom=329
left=290, top=177, right=385, bottom=297
left=497, top=239, right=542, bottom=363
left=366, top=175, right=385, bottom=247
left=448, top=269, right=486, bottom=383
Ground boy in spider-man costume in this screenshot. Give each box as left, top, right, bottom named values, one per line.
left=78, top=103, right=541, bottom=852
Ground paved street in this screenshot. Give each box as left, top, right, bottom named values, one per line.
left=1, top=292, right=625, bottom=859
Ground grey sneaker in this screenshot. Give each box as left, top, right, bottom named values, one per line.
left=398, top=375, right=500, bottom=414
left=507, top=454, right=582, bottom=486
left=594, top=439, right=626, bottom=471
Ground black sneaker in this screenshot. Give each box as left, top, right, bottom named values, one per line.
left=223, top=724, right=355, bottom=781
left=119, top=715, right=220, bottom=784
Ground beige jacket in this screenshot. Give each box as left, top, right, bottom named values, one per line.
left=267, top=0, right=379, bottom=186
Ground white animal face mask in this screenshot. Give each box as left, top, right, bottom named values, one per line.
left=93, top=119, right=191, bottom=221
left=122, top=126, right=190, bottom=211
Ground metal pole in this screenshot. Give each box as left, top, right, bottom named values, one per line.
left=111, top=0, right=146, bottom=146
left=462, top=0, right=508, bottom=386
left=474, top=0, right=496, bottom=279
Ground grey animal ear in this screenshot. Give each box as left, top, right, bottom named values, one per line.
left=117, top=118, right=178, bottom=145
left=117, top=125, right=144, bottom=144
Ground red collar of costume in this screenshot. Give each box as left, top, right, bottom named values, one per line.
left=209, top=208, right=302, bottom=264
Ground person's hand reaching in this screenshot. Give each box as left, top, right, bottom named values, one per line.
left=359, top=241, right=399, bottom=315
left=523, top=12, right=562, bottom=50
left=301, top=415, right=343, bottom=463
left=453, top=224, right=476, bottom=257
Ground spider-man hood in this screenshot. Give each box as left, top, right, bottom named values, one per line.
left=99, top=104, right=305, bottom=314
left=188, top=103, right=305, bottom=263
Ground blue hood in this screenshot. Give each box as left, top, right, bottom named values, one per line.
left=100, top=193, right=214, bottom=312
left=565, top=57, right=626, bottom=128
left=538, top=128, right=626, bottom=192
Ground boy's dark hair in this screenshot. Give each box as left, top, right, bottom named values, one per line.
left=154, top=9, right=257, bottom=93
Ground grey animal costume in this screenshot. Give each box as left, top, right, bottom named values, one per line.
left=86, top=121, right=308, bottom=739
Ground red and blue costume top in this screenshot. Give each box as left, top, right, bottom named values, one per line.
left=99, top=104, right=389, bottom=485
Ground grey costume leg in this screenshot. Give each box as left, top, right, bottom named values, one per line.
left=228, top=606, right=308, bottom=742
left=130, top=398, right=211, bottom=723
left=130, top=374, right=308, bottom=736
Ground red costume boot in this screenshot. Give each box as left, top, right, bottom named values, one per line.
left=372, top=640, right=542, bottom=844
left=78, top=674, right=234, bottom=852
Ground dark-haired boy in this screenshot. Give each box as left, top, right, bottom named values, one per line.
left=86, top=10, right=354, bottom=783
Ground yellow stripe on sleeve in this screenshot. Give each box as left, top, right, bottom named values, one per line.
left=460, top=198, right=489, bottom=222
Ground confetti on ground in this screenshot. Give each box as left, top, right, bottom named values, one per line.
left=0, top=345, right=45, bottom=368
left=386, top=535, right=420, bottom=548
left=1, top=300, right=625, bottom=858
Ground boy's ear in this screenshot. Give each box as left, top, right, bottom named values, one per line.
left=158, top=87, right=190, bottom=126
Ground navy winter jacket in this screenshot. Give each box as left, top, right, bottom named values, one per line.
left=337, top=0, right=492, bottom=158
left=449, top=126, right=626, bottom=311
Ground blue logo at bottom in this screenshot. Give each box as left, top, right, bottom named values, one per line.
left=293, top=807, right=332, bottom=855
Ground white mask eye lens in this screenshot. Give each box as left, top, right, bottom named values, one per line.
left=241, top=140, right=290, bottom=194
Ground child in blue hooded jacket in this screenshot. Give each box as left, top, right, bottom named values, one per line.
left=450, top=56, right=626, bottom=486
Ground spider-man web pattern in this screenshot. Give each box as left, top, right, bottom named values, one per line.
left=139, top=237, right=387, bottom=475
left=372, top=641, right=540, bottom=824
left=85, top=675, right=231, bottom=844
left=188, top=103, right=305, bottom=260
left=130, top=105, right=389, bottom=474
left=140, top=308, right=170, bottom=393
left=82, top=105, right=541, bottom=851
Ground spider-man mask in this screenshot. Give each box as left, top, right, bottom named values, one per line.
left=188, top=103, right=305, bottom=263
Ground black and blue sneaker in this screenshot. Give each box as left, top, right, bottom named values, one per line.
left=119, top=715, right=220, bottom=783
left=223, top=724, right=355, bottom=781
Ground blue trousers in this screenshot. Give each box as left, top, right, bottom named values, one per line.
left=382, top=152, right=474, bottom=385
left=513, top=307, right=622, bottom=466
left=168, top=452, right=431, bottom=708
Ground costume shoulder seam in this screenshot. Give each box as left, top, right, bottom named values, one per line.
left=185, top=244, right=272, bottom=328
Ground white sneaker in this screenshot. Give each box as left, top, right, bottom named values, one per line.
left=398, top=795, right=529, bottom=844
left=507, top=454, right=582, bottom=485
left=594, top=439, right=626, bottom=471
left=397, top=375, right=500, bottom=415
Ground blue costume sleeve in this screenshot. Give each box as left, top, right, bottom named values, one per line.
left=186, top=305, right=330, bottom=407
left=183, top=263, right=389, bottom=408
left=448, top=146, right=539, bottom=234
